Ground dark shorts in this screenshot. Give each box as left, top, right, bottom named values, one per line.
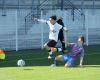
left=58, top=30, right=64, bottom=41
left=46, top=40, right=57, bottom=47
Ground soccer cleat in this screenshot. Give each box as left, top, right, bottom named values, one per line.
left=50, top=64, right=56, bottom=67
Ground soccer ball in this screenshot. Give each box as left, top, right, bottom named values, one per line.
left=17, top=59, right=25, bottom=67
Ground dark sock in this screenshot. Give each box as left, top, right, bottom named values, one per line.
left=62, top=42, right=65, bottom=50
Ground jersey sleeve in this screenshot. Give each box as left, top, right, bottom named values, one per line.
left=58, top=24, right=63, bottom=30
left=37, top=19, right=47, bottom=23
left=68, top=43, right=75, bottom=47
left=46, top=21, right=50, bottom=25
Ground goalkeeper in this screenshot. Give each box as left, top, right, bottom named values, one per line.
left=50, top=35, right=85, bottom=67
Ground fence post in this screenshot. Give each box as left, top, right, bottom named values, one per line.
left=15, top=10, right=18, bottom=51
left=63, top=10, right=68, bottom=47
left=86, top=25, right=89, bottom=46
left=41, top=10, right=44, bottom=49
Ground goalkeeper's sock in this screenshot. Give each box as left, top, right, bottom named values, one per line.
left=53, top=59, right=57, bottom=66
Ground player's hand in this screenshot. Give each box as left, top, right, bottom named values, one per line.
left=63, top=27, right=68, bottom=32
left=34, top=18, right=38, bottom=21
left=64, top=29, right=68, bottom=32
left=66, top=29, right=69, bottom=32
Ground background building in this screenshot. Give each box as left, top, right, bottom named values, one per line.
left=0, top=0, right=100, bottom=51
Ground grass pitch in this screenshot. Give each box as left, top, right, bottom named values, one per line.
left=0, top=66, right=100, bottom=80
left=0, top=45, right=100, bottom=80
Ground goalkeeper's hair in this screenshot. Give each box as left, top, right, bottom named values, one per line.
left=79, top=35, right=85, bottom=43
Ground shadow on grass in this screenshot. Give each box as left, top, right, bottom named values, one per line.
left=23, top=68, right=34, bottom=70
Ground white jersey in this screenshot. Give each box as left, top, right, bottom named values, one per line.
left=37, top=19, right=66, bottom=42
left=47, top=21, right=62, bottom=42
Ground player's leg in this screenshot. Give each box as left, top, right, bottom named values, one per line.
left=64, top=57, right=74, bottom=67
left=44, top=40, right=57, bottom=59
left=51, top=55, right=63, bottom=66
left=64, top=62, right=72, bottom=67
left=44, top=40, right=51, bottom=50
left=52, top=54, right=70, bottom=67
left=53, top=54, right=74, bottom=67
left=44, top=41, right=52, bottom=59
left=60, top=37, right=65, bottom=50
left=59, top=32, right=65, bottom=51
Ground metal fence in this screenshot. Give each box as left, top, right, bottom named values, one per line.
left=0, top=0, right=100, bottom=51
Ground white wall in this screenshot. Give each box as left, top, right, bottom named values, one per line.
left=0, top=9, right=100, bottom=35
left=0, top=9, right=31, bottom=35
left=0, top=9, right=16, bottom=34
left=0, top=9, right=100, bottom=50
left=85, top=9, right=100, bottom=28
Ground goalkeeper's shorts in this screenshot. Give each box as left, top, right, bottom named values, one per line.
left=61, top=54, right=74, bottom=66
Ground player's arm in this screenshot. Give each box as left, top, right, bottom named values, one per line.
left=79, top=50, right=85, bottom=67
left=66, top=43, right=75, bottom=47
left=33, top=17, right=47, bottom=23
left=58, top=24, right=68, bottom=32
left=63, top=27, right=68, bottom=32
left=37, top=19, right=47, bottom=23
left=60, top=21, right=68, bottom=31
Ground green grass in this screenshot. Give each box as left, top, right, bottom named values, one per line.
left=0, top=45, right=100, bottom=80
left=0, top=66, right=100, bottom=80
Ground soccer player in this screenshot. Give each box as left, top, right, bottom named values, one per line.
left=57, top=17, right=66, bottom=52
left=34, top=15, right=68, bottom=59
left=50, top=35, right=85, bottom=67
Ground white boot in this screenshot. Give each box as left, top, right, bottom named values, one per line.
left=50, top=64, right=56, bottom=67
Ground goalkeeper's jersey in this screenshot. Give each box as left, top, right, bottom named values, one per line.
left=66, top=43, right=84, bottom=58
